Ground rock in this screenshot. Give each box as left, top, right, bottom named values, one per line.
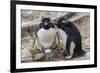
left=21, top=48, right=33, bottom=62
left=34, top=53, right=44, bottom=61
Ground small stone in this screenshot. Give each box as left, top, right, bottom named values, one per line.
left=34, top=53, right=44, bottom=60
left=65, top=55, right=72, bottom=60
left=45, top=49, right=52, bottom=53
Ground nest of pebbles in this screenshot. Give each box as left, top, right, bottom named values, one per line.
left=29, top=44, right=68, bottom=61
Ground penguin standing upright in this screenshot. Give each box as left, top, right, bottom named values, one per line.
left=56, top=17, right=86, bottom=59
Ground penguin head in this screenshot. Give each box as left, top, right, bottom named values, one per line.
left=56, top=17, right=69, bottom=28
left=55, top=17, right=64, bottom=28
left=40, top=17, right=54, bottom=30
left=42, top=17, right=51, bottom=23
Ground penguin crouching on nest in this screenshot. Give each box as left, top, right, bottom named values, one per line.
left=33, top=17, right=59, bottom=54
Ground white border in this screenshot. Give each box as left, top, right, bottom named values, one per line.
left=16, top=4, right=94, bottom=69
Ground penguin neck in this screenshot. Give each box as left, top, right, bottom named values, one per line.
left=40, top=28, right=54, bottom=31
left=43, top=25, right=51, bottom=30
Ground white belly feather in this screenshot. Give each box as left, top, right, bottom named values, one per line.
left=36, top=28, right=56, bottom=48
left=58, top=29, right=67, bottom=50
